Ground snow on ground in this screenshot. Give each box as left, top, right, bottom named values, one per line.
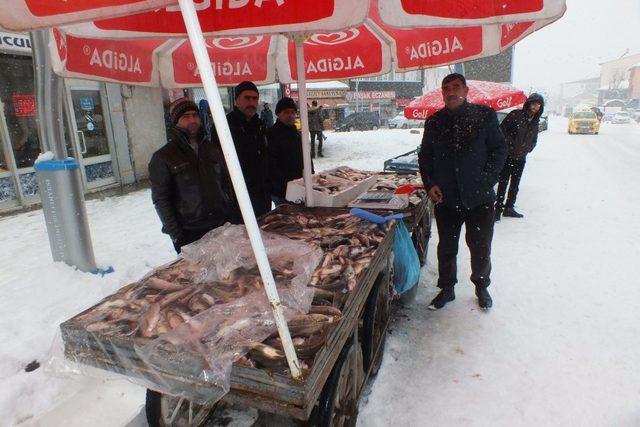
left=1, top=122, right=640, bottom=426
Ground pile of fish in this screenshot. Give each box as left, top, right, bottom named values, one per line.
left=326, top=166, right=372, bottom=182
left=74, top=259, right=299, bottom=341
left=312, top=175, right=349, bottom=195
left=372, top=173, right=426, bottom=206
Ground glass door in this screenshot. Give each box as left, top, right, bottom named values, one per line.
left=65, top=81, right=117, bottom=189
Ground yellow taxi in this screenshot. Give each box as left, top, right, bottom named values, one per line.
left=568, top=111, right=600, bottom=135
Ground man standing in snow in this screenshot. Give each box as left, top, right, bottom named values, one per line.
left=418, top=73, right=507, bottom=310
left=267, top=97, right=313, bottom=206
left=149, top=98, right=233, bottom=253
left=308, top=100, right=325, bottom=158
left=260, top=102, right=274, bottom=128
left=494, top=93, right=545, bottom=221
left=211, top=80, right=271, bottom=221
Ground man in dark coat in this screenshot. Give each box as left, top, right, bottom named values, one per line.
left=149, top=98, right=233, bottom=253
left=267, top=97, right=313, bottom=206
left=260, top=102, right=274, bottom=128
left=308, top=100, right=324, bottom=158
left=418, top=73, right=507, bottom=310
left=495, top=93, right=544, bottom=220
left=212, top=81, right=271, bottom=221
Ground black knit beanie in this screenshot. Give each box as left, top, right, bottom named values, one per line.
left=169, top=97, right=198, bottom=125
left=275, top=97, right=298, bottom=115
left=234, top=81, right=259, bottom=99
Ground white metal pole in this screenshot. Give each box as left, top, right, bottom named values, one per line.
left=293, top=37, right=314, bottom=207
left=177, top=0, right=302, bottom=379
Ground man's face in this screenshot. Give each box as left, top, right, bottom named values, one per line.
left=442, top=78, right=469, bottom=110
left=277, top=108, right=297, bottom=127
left=176, top=110, right=201, bottom=136
left=236, top=91, right=259, bottom=119
left=529, top=102, right=541, bottom=115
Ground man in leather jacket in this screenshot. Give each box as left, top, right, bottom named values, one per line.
left=149, top=98, right=233, bottom=252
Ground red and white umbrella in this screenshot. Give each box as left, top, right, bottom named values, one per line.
left=0, top=0, right=566, bottom=381
left=404, top=80, right=528, bottom=120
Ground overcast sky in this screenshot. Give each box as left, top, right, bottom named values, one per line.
left=512, top=0, right=640, bottom=94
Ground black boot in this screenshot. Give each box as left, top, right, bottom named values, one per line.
left=318, top=151, right=324, bottom=158
left=503, top=207, right=524, bottom=218
left=428, top=288, right=455, bottom=310
left=476, top=287, right=493, bottom=310
left=494, top=208, right=503, bottom=222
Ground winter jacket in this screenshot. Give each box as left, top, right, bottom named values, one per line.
left=260, top=108, right=274, bottom=128
left=500, top=93, right=545, bottom=160
left=148, top=126, right=232, bottom=242
left=212, top=108, right=272, bottom=221
left=308, top=106, right=324, bottom=132
left=418, top=102, right=507, bottom=209
left=267, top=119, right=314, bottom=199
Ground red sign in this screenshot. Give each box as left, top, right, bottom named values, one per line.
left=288, top=26, right=385, bottom=80
left=12, top=94, right=36, bottom=117
left=399, top=0, right=543, bottom=18
left=171, top=36, right=271, bottom=85
left=501, top=21, right=534, bottom=47
left=95, top=1, right=335, bottom=34
left=25, top=0, right=143, bottom=16
left=61, top=35, right=163, bottom=83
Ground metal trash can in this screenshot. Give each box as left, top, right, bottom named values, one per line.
left=34, top=158, right=97, bottom=272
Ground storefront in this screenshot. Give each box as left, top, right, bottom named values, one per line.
left=291, top=82, right=349, bottom=129
left=345, top=90, right=397, bottom=123
left=0, top=31, right=131, bottom=212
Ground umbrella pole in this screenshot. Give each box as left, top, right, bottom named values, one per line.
left=293, top=36, right=314, bottom=207
left=177, top=0, right=302, bottom=380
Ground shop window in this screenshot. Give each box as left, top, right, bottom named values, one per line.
left=0, top=54, right=41, bottom=169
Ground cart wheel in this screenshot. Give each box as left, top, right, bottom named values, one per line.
left=411, top=217, right=429, bottom=267
left=362, top=272, right=391, bottom=376
left=145, top=389, right=215, bottom=427
left=312, top=338, right=363, bottom=427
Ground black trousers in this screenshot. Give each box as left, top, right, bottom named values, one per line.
left=173, top=228, right=210, bottom=253
left=496, top=157, right=527, bottom=209
left=434, top=203, right=495, bottom=290
left=310, top=131, right=323, bottom=155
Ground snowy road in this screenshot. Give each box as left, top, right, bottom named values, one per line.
left=1, top=119, right=639, bottom=426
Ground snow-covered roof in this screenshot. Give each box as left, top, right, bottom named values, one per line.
left=599, top=81, right=630, bottom=90
left=291, top=81, right=349, bottom=90
left=630, top=63, right=640, bottom=69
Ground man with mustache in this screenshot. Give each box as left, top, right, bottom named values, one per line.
left=212, top=80, right=272, bottom=221
left=418, top=74, right=507, bottom=310
left=149, top=98, right=233, bottom=252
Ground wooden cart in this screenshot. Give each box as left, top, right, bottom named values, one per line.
left=61, top=174, right=433, bottom=427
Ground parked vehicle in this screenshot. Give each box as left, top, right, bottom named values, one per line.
left=335, top=111, right=381, bottom=132
left=612, top=111, right=631, bottom=124
left=568, top=111, right=600, bottom=134
left=387, top=114, right=423, bottom=129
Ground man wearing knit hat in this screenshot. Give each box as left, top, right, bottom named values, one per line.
left=149, top=97, right=233, bottom=252
left=267, top=97, right=313, bottom=206
left=211, top=80, right=271, bottom=221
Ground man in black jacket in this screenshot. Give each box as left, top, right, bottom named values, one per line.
left=267, top=97, right=313, bottom=206
left=149, top=98, right=232, bottom=252
left=495, top=93, right=544, bottom=220
left=212, top=81, right=271, bottom=221
left=418, top=74, right=507, bottom=310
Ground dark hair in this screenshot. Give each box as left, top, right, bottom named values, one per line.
left=442, top=73, right=467, bottom=87
left=312, top=100, right=318, bottom=106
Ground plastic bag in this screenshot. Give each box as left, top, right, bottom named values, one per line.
left=60, top=225, right=322, bottom=404
left=392, top=220, right=421, bottom=294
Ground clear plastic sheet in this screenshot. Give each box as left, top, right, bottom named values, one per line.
left=60, top=226, right=322, bottom=404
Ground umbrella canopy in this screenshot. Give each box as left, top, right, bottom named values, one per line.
left=404, top=80, right=529, bottom=120
left=46, top=0, right=565, bottom=87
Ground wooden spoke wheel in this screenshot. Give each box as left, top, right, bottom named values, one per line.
left=312, top=338, right=363, bottom=427
left=145, top=389, right=215, bottom=427
left=362, top=271, right=391, bottom=377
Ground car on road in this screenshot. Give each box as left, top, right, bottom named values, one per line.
left=612, top=111, right=631, bottom=124
left=335, top=111, right=381, bottom=132
left=388, top=114, right=423, bottom=129
left=568, top=111, right=600, bottom=134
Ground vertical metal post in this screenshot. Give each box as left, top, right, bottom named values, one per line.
left=293, top=37, right=314, bottom=207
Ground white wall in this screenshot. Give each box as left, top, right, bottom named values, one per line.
left=122, top=86, right=166, bottom=181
